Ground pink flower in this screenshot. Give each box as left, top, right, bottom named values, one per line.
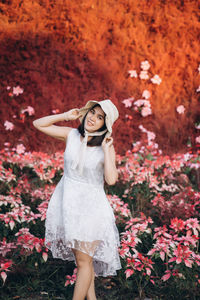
left=169, top=244, right=193, bottom=268
left=42, top=252, right=48, bottom=262
left=16, top=144, right=26, bottom=154
left=141, top=60, right=150, bottom=71
left=161, top=270, right=171, bottom=281
left=138, top=125, right=147, bottom=133
left=170, top=218, right=185, bottom=232
left=139, top=71, right=149, bottom=80
left=21, top=106, right=35, bottom=116
left=128, top=70, right=138, bottom=78
left=122, top=97, right=135, bottom=108
left=52, top=109, right=60, bottom=114
left=125, top=268, right=134, bottom=278
left=151, top=75, right=162, bottom=85
left=134, top=99, right=144, bottom=107
left=0, top=260, right=13, bottom=284
left=141, top=107, right=152, bottom=117
left=0, top=239, right=16, bottom=257
left=177, top=230, right=199, bottom=247
left=13, top=86, right=24, bottom=96
left=176, top=105, right=185, bottom=114
left=64, top=268, right=77, bottom=286
left=147, top=131, right=156, bottom=141
left=125, top=114, right=133, bottom=120
left=134, top=99, right=151, bottom=108
left=185, top=218, right=200, bottom=236
left=107, top=194, right=131, bottom=218
left=142, top=90, right=151, bottom=99
left=195, top=136, right=200, bottom=144
left=9, top=220, right=15, bottom=230
left=196, top=86, right=200, bottom=93
left=4, top=121, right=14, bottom=131
left=1, top=272, right=7, bottom=283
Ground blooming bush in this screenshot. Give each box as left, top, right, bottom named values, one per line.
left=0, top=138, right=199, bottom=298
left=119, top=213, right=200, bottom=295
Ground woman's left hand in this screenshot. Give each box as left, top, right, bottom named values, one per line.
left=102, top=136, right=113, bottom=152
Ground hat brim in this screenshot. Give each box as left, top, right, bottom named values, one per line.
left=78, top=101, right=99, bottom=123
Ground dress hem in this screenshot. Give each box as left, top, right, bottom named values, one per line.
left=45, top=242, right=122, bottom=277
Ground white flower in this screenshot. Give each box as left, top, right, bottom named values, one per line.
left=13, top=86, right=24, bottom=96
left=183, top=153, right=192, bottom=161
left=154, top=143, right=158, bottom=149
left=134, top=99, right=151, bottom=108
left=142, top=90, right=151, bottom=99
left=196, top=86, right=200, bottom=93
left=4, top=120, right=14, bottom=130
left=16, top=144, right=26, bottom=154
left=195, top=123, right=200, bottom=129
left=141, top=107, right=152, bottom=117
left=189, top=163, right=200, bottom=170
left=176, top=105, right=185, bottom=114
left=122, top=97, right=135, bottom=107
left=141, top=60, right=150, bottom=71
left=21, top=106, right=35, bottom=116
left=151, top=74, right=162, bottom=85
left=138, top=124, right=147, bottom=133
left=147, top=131, right=156, bottom=141
left=139, top=71, right=149, bottom=80
left=128, top=70, right=138, bottom=78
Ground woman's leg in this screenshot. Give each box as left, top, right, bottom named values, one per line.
left=86, top=266, right=97, bottom=300
left=72, top=248, right=94, bottom=300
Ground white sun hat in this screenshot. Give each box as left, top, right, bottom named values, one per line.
left=71, top=99, right=119, bottom=175
left=78, top=99, right=119, bottom=135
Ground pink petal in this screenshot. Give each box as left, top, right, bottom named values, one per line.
left=1, top=272, right=7, bottom=283
left=42, top=252, right=48, bottom=262
left=176, top=257, right=182, bottom=264
left=184, top=260, right=192, bottom=268
left=161, top=272, right=171, bottom=281
left=150, top=279, right=155, bottom=285
left=9, top=220, right=15, bottom=230
left=146, top=268, right=151, bottom=276
left=160, top=251, right=165, bottom=261
left=125, top=268, right=134, bottom=279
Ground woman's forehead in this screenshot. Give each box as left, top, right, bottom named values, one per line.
left=92, top=105, right=105, bottom=116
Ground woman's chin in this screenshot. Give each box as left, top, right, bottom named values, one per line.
left=85, top=125, right=97, bottom=132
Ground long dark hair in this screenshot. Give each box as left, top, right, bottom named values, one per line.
left=77, top=104, right=108, bottom=147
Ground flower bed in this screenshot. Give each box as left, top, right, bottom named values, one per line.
left=0, top=140, right=199, bottom=299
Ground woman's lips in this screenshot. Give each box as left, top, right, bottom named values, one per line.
left=87, top=120, right=94, bottom=126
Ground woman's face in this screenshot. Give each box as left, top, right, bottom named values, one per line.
left=84, top=106, right=105, bottom=132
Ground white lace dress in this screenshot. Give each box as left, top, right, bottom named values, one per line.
left=44, top=128, right=122, bottom=277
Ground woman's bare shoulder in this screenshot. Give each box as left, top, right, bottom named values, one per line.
left=64, top=127, right=76, bottom=142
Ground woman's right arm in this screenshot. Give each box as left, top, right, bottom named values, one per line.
left=32, top=109, right=80, bottom=142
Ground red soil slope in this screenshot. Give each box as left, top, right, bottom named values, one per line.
left=0, top=0, right=199, bottom=155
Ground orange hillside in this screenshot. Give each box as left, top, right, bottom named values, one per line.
left=0, top=0, right=199, bottom=155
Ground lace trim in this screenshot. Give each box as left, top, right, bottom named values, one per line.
left=45, top=228, right=122, bottom=277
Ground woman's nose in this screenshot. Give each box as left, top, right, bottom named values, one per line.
left=90, top=115, right=96, bottom=122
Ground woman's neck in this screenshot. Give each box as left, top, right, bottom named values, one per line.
left=80, top=135, right=93, bottom=142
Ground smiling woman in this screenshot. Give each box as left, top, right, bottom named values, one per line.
left=33, top=99, right=121, bottom=300
left=77, top=104, right=108, bottom=147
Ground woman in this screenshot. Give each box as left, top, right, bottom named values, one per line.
left=33, top=99, right=122, bottom=300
